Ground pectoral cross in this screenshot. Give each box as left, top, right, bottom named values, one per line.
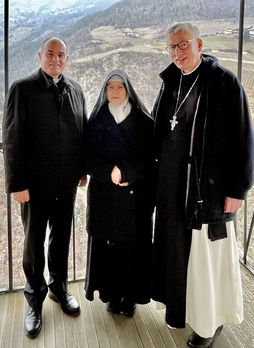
left=169, top=115, right=178, bottom=131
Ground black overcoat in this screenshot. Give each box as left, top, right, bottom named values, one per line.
left=86, top=104, right=154, bottom=242
left=151, top=54, right=254, bottom=328
left=2, top=68, right=87, bottom=199
left=153, top=54, right=254, bottom=230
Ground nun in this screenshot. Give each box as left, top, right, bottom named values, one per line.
left=84, top=69, right=154, bottom=316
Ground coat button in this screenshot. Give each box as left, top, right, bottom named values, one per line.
left=209, top=178, right=215, bottom=184
left=130, top=190, right=134, bottom=194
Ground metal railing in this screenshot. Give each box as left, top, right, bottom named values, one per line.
left=241, top=197, right=254, bottom=272
left=0, top=0, right=253, bottom=293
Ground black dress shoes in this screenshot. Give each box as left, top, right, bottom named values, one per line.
left=24, top=306, right=42, bottom=338
left=187, top=325, right=223, bottom=348
left=49, top=291, right=80, bottom=316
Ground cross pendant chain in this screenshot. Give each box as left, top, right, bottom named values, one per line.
left=170, top=115, right=178, bottom=130
left=169, top=73, right=200, bottom=131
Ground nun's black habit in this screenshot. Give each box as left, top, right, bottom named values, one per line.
left=85, top=69, right=154, bottom=305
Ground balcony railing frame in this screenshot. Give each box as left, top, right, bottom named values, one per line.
left=237, top=0, right=254, bottom=274
left=1, top=0, right=254, bottom=293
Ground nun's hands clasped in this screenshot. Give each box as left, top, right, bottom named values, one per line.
left=111, top=165, right=129, bottom=186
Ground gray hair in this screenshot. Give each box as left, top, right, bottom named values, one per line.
left=166, top=22, right=200, bottom=41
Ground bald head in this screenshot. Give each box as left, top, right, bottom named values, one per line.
left=39, top=37, right=68, bottom=53
left=38, top=37, right=69, bottom=78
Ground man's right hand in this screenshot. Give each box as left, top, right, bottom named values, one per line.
left=13, top=189, right=30, bottom=203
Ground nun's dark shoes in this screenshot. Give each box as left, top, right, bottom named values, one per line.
left=107, top=297, right=136, bottom=317
left=107, top=299, right=121, bottom=314
left=120, top=298, right=136, bottom=317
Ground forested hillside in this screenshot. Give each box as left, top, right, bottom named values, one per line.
left=66, top=0, right=252, bottom=32
left=60, top=0, right=250, bottom=49
left=0, top=0, right=254, bottom=109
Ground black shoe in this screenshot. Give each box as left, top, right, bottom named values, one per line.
left=106, top=299, right=122, bottom=314
left=187, top=325, right=223, bottom=348
left=120, top=298, right=136, bottom=317
left=24, top=306, right=42, bottom=338
left=49, top=291, right=80, bottom=316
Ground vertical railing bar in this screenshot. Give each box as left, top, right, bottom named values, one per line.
left=4, top=0, right=13, bottom=292
left=245, top=212, right=254, bottom=257
left=72, top=213, right=76, bottom=281
left=4, top=0, right=9, bottom=96
left=237, top=0, right=245, bottom=81
left=237, top=0, right=249, bottom=267
left=7, top=195, right=13, bottom=291
left=243, top=198, right=248, bottom=264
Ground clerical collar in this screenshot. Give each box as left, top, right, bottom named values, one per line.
left=53, top=77, right=61, bottom=84
left=43, top=70, right=62, bottom=84
left=181, top=60, right=202, bottom=76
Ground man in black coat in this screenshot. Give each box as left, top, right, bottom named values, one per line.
left=2, top=37, right=87, bottom=338
left=152, top=22, right=254, bottom=348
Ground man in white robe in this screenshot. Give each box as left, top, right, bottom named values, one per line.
left=152, top=22, right=254, bottom=348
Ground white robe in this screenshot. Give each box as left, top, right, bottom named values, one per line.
left=186, top=221, right=243, bottom=338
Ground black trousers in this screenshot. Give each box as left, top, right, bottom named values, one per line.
left=21, top=188, right=77, bottom=309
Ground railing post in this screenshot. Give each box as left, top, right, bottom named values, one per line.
left=243, top=198, right=248, bottom=265
left=237, top=0, right=245, bottom=81
left=72, top=213, right=76, bottom=281
left=4, top=0, right=13, bottom=292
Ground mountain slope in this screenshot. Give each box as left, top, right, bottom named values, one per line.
left=69, top=0, right=252, bottom=34
left=1, top=0, right=254, bottom=110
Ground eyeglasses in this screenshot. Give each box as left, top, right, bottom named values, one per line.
left=165, top=39, right=196, bottom=53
